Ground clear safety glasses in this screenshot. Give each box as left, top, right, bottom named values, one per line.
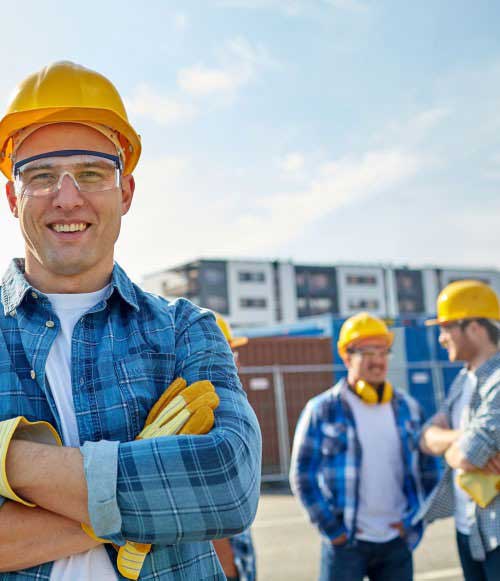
left=13, top=150, right=122, bottom=197
left=349, top=347, right=392, bottom=359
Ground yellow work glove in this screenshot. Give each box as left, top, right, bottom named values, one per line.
left=0, top=416, right=62, bottom=506
left=457, top=471, right=500, bottom=508
left=116, top=378, right=219, bottom=580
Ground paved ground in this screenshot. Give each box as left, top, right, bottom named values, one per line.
left=252, top=489, right=462, bottom=580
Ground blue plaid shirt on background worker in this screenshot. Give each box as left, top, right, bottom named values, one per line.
left=0, top=258, right=262, bottom=580
left=290, top=378, right=439, bottom=550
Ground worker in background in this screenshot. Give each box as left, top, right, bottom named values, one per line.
left=0, top=61, right=261, bottom=579
left=213, top=314, right=257, bottom=581
left=419, top=280, right=500, bottom=581
left=290, top=312, right=438, bottom=581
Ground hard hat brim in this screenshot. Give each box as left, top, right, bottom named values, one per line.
left=0, top=106, right=141, bottom=179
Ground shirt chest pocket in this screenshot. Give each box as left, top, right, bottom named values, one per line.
left=114, top=352, right=177, bottom=439
left=320, top=422, right=348, bottom=457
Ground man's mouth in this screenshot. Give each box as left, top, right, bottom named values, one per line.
left=49, top=223, right=89, bottom=233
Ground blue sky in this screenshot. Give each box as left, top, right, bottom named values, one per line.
left=1, top=0, right=499, bottom=282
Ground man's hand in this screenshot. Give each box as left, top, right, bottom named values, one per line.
left=331, top=532, right=348, bottom=546
left=431, top=413, right=450, bottom=430
left=445, top=441, right=477, bottom=471
left=0, top=501, right=99, bottom=573
left=483, top=453, right=500, bottom=475
left=420, top=415, right=460, bottom=456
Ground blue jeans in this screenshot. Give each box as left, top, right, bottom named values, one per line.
left=456, top=531, right=500, bottom=581
left=320, top=537, right=413, bottom=581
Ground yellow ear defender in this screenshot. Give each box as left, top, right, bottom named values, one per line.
left=353, top=379, right=393, bottom=405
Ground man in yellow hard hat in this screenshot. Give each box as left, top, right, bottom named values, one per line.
left=290, top=312, right=438, bottom=581
left=419, top=280, right=500, bottom=581
left=0, top=61, right=261, bottom=580
left=212, top=313, right=256, bottom=581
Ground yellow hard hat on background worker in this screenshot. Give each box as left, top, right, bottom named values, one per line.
left=337, top=311, right=394, bottom=357
left=215, top=313, right=248, bottom=349
left=0, top=60, right=141, bottom=178
left=425, top=280, right=500, bottom=326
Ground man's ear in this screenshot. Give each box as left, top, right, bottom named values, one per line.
left=121, top=174, right=135, bottom=216
left=6, top=182, right=18, bottom=217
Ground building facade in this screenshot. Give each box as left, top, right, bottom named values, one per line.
left=143, top=259, right=500, bottom=328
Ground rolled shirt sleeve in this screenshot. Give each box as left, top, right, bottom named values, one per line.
left=460, top=376, right=500, bottom=468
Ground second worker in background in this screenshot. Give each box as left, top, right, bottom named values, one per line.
left=290, top=312, right=438, bottom=581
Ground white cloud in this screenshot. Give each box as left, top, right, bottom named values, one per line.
left=178, top=66, right=250, bottom=96
left=252, top=149, right=422, bottom=245
left=217, top=0, right=303, bottom=14
left=217, top=0, right=368, bottom=15
left=125, top=84, right=197, bottom=126
left=178, top=37, right=278, bottom=97
left=173, top=12, right=188, bottom=31
left=279, top=153, right=305, bottom=173
left=118, top=147, right=423, bottom=281
left=373, top=106, right=452, bottom=149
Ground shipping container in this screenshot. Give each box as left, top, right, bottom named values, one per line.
left=236, top=336, right=334, bottom=480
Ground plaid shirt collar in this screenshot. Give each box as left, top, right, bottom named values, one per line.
left=474, top=351, right=500, bottom=384
left=1, top=258, right=139, bottom=315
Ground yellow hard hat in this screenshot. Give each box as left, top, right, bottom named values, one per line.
left=215, top=313, right=248, bottom=349
left=426, top=279, right=500, bottom=326
left=338, top=312, right=394, bottom=357
left=0, top=61, right=141, bottom=179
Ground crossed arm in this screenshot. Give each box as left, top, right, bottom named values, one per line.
left=0, top=436, right=98, bottom=571
left=420, top=409, right=500, bottom=474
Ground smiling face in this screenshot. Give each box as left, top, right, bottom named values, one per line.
left=343, top=336, right=390, bottom=386
left=438, top=321, right=479, bottom=363
left=6, top=123, right=134, bottom=292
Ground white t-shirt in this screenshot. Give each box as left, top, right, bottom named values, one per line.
left=345, top=389, right=407, bottom=543
left=451, top=371, right=476, bottom=536
left=44, top=287, right=118, bottom=581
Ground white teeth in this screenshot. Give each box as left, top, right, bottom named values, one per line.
left=52, top=223, right=88, bottom=233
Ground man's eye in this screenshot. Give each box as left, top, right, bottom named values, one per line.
left=77, top=170, right=105, bottom=182
left=28, top=172, right=57, bottom=184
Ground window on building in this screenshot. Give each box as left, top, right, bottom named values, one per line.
left=240, top=297, right=267, bottom=309
left=205, top=295, right=228, bottom=312
left=295, top=273, right=307, bottom=288
left=238, top=271, right=266, bottom=283
left=346, top=274, right=377, bottom=286
left=395, top=269, right=424, bottom=314
left=203, top=267, right=226, bottom=285
left=309, top=297, right=332, bottom=314
left=309, top=273, right=330, bottom=291
left=348, top=298, right=379, bottom=310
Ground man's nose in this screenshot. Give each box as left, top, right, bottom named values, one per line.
left=51, top=174, right=85, bottom=208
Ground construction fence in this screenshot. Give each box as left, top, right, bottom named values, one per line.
left=237, top=325, right=462, bottom=482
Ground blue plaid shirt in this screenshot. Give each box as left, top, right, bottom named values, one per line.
left=0, top=259, right=262, bottom=580
left=229, top=530, right=256, bottom=581
left=417, top=352, right=500, bottom=560
left=289, top=379, right=439, bottom=550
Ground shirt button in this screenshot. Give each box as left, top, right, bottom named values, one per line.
left=80, top=377, right=84, bottom=386
left=30, top=370, right=36, bottom=380
left=31, top=292, right=38, bottom=299
left=45, top=320, right=55, bottom=328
